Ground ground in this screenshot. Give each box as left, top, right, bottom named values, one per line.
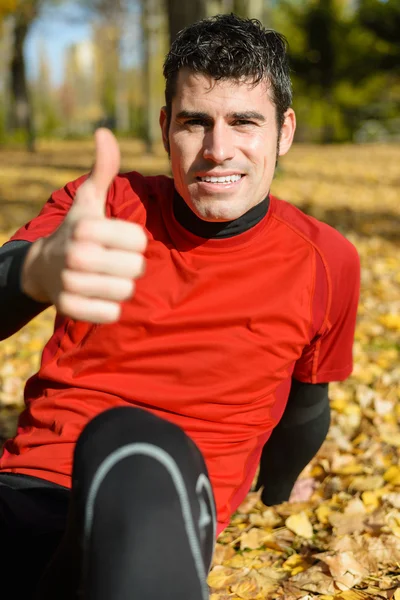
left=0, top=139, right=399, bottom=599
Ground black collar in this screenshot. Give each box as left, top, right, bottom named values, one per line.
left=173, top=192, right=269, bottom=239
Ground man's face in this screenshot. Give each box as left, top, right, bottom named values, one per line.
left=160, top=69, right=296, bottom=222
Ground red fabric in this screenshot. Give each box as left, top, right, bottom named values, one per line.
left=0, top=173, right=360, bottom=535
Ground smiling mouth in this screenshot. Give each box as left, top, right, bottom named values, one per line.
left=196, top=174, right=244, bottom=184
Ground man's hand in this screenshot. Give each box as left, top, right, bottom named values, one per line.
left=21, top=128, right=148, bottom=324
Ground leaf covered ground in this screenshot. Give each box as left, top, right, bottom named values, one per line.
left=0, top=140, right=399, bottom=599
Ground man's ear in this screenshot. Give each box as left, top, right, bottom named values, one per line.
left=278, top=108, right=296, bottom=157
left=159, top=107, right=170, bottom=154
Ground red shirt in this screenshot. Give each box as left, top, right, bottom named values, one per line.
left=0, top=173, right=360, bottom=535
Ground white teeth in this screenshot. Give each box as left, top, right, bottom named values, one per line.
left=199, top=174, right=242, bottom=184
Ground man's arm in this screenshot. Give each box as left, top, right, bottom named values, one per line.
left=0, top=129, right=147, bottom=341
left=0, top=241, right=50, bottom=340
left=255, top=378, right=330, bottom=505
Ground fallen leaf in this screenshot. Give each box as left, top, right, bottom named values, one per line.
left=319, top=551, right=369, bottom=591
left=285, top=512, right=314, bottom=539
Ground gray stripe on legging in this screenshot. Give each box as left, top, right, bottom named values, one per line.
left=84, top=442, right=210, bottom=600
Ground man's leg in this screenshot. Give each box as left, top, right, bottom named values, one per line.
left=37, top=406, right=216, bottom=600
left=0, top=477, right=69, bottom=599
left=255, top=380, right=330, bottom=505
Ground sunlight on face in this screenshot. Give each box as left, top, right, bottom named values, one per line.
left=161, top=70, right=296, bottom=222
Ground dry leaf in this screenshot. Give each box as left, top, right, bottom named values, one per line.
left=207, top=566, right=250, bottom=590
left=319, top=551, right=369, bottom=591
left=240, top=528, right=273, bottom=551
left=285, top=512, right=314, bottom=539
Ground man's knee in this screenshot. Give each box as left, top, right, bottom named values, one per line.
left=72, top=407, right=208, bottom=503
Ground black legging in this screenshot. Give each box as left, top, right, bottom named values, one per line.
left=1, top=386, right=330, bottom=599
left=0, top=407, right=216, bottom=600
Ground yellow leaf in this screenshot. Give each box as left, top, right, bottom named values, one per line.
left=386, top=511, right=400, bottom=538
left=381, top=431, right=400, bottom=448
left=230, top=576, right=260, bottom=600
left=285, top=511, right=314, bottom=539
left=361, top=490, right=381, bottom=510
left=316, top=504, right=332, bottom=525
left=349, top=475, right=385, bottom=493
left=384, top=466, right=400, bottom=485
left=331, top=397, right=347, bottom=413
left=379, top=314, right=400, bottom=331
left=212, top=543, right=236, bottom=566
left=336, top=592, right=367, bottom=600
left=335, top=463, right=365, bottom=475
left=239, top=528, right=273, bottom=551
left=282, top=553, right=304, bottom=570
left=207, top=566, right=250, bottom=590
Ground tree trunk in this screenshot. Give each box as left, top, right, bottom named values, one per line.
left=10, top=13, right=35, bottom=151
left=233, top=0, right=264, bottom=20
left=166, top=0, right=207, bottom=44
left=143, top=0, right=166, bottom=153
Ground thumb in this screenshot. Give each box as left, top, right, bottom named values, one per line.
left=70, top=128, right=121, bottom=220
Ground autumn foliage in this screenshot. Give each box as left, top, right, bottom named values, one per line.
left=0, top=139, right=399, bottom=599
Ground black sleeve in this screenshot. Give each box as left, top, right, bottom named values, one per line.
left=0, top=241, right=51, bottom=341
left=255, top=379, right=330, bottom=505
left=280, top=378, right=329, bottom=426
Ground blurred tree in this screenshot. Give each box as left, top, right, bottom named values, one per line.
left=205, top=0, right=267, bottom=20
left=359, top=0, right=400, bottom=48
left=357, top=0, right=400, bottom=77
left=287, top=0, right=340, bottom=143
left=83, top=0, right=124, bottom=130
left=0, top=2, right=16, bottom=144
left=166, top=0, right=206, bottom=44
left=2, top=0, right=66, bottom=151
left=7, top=0, right=39, bottom=151
left=143, top=0, right=167, bottom=152
left=271, top=0, right=399, bottom=142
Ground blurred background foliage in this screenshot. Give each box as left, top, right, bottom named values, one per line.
left=0, top=0, right=399, bottom=151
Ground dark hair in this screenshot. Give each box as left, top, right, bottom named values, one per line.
left=163, top=13, right=292, bottom=133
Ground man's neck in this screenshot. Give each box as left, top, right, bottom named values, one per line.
left=172, top=193, right=269, bottom=239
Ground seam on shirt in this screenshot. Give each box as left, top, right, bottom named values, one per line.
left=225, top=431, right=262, bottom=520
left=272, top=214, right=334, bottom=381
left=296, top=363, right=353, bottom=381
left=311, top=338, right=322, bottom=383
left=113, top=196, right=140, bottom=217
left=309, top=248, right=316, bottom=339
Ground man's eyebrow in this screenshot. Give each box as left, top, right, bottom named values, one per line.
left=175, top=110, right=210, bottom=120
left=228, top=111, right=266, bottom=122
left=175, top=110, right=266, bottom=122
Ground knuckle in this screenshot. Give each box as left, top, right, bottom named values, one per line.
left=139, top=255, right=146, bottom=275
left=101, top=302, right=121, bottom=323
left=132, top=224, right=148, bottom=251
left=57, top=291, right=72, bottom=316
left=61, top=269, right=75, bottom=293
left=135, top=254, right=146, bottom=277
left=113, top=279, right=134, bottom=302
left=65, top=243, right=81, bottom=269
left=125, top=279, right=135, bottom=299
left=71, top=219, right=90, bottom=241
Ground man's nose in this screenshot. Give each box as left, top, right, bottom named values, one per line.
left=203, top=123, right=235, bottom=163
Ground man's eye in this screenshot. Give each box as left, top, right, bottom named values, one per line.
left=234, top=120, right=254, bottom=126
left=185, top=119, right=206, bottom=126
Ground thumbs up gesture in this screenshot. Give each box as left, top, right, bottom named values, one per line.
left=21, top=129, right=148, bottom=323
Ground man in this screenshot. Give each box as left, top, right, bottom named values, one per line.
left=0, top=13, right=360, bottom=600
